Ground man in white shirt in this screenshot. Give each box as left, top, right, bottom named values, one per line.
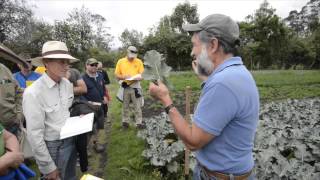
left=23, top=41, right=79, bottom=180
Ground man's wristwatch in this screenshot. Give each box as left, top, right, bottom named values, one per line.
left=165, top=104, right=175, bottom=114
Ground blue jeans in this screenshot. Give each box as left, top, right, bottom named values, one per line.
left=45, top=137, right=77, bottom=180
left=193, top=163, right=255, bottom=180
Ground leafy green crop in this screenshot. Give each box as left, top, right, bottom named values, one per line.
left=137, top=113, right=196, bottom=174
left=254, top=98, right=320, bottom=179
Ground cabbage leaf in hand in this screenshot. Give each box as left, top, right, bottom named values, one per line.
left=142, top=50, right=172, bottom=85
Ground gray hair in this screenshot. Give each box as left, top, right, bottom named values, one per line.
left=198, top=30, right=238, bottom=55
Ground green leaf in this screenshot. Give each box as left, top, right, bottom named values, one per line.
left=142, top=50, right=172, bottom=82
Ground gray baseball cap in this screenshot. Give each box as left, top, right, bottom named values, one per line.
left=182, top=14, right=239, bottom=45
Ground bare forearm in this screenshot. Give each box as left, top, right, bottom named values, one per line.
left=4, top=131, right=20, bottom=152
left=73, top=86, right=86, bottom=95
left=0, top=153, right=11, bottom=174
left=167, top=107, right=197, bottom=149
left=161, top=98, right=197, bottom=149
left=74, top=80, right=87, bottom=95
left=0, top=131, right=24, bottom=174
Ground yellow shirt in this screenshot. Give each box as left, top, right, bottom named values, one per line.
left=115, top=57, right=144, bottom=83
left=34, top=66, right=46, bottom=74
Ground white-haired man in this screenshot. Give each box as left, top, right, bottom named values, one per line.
left=23, top=41, right=78, bottom=180
left=149, top=14, right=259, bottom=180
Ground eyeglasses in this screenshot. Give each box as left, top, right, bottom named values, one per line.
left=89, top=63, right=98, bottom=67
left=129, top=50, right=137, bottom=54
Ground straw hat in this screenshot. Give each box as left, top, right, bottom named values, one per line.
left=32, top=41, right=79, bottom=66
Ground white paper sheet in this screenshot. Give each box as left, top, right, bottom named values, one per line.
left=60, top=113, right=94, bottom=139
left=125, top=74, right=142, bottom=81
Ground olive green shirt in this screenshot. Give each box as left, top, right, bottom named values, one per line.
left=0, top=63, right=23, bottom=129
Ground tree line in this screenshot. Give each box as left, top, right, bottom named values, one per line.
left=1, top=0, right=319, bottom=70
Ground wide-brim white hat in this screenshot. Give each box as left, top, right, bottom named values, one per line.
left=31, top=41, right=79, bottom=67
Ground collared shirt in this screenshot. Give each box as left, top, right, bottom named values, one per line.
left=194, top=57, right=259, bottom=174
left=22, top=73, right=74, bottom=174
left=114, top=57, right=144, bottom=85
left=13, top=71, right=41, bottom=88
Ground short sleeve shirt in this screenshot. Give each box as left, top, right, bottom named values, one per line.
left=194, top=57, right=259, bottom=174
left=114, top=57, right=144, bottom=84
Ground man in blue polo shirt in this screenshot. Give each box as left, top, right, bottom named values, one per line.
left=13, top=59, right=41, bottom=90
left=149, top=14, right=259, bottom=180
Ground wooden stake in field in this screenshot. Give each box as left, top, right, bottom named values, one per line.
left=184, top=86, right=191, bottom=180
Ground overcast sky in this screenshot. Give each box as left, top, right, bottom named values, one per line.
left=28, top=0, right=309, bottom=48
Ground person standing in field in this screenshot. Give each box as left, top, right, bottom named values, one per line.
left=114, top=46, right=145, bottom=129
left=23, top=41, right=78, bottom=180
left=149, top=14, right=259, bottom=180
left=81, top=58, right=106, bottom=153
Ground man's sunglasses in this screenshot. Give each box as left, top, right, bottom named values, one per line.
left=89, top=63, right=98, bottom=67
left=129, top=50, right=137, bottom=54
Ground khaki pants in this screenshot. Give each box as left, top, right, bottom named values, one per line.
left=122, top=87, right=142, bottom=125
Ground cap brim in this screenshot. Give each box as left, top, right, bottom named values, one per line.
left=31, top=54, right=79, bottom=67
left=87, top=62, right=98, bottom=65
left=182, top=24, right=202, bottom=32
left=0, top=44, right=28, bottom=68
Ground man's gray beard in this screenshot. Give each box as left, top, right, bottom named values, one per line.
left=197, top=47, right=214, bottom=77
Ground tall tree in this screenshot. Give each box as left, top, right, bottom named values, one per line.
left=309, top=19, right=320, bottom=69
left=54, top=6, right=112, bottom=61
left=170, top=2, right=199, bottom=33
left=0, top=0, right=32, bottom=43
left=119, top=29, right=144, bottom=48
left=143, top=2, right=199, bottom=70
left=240, top=0, right=290, bottom=69
left=91, top=14, right=113, bottom=50
left=12, top=18, right=53, bottom=57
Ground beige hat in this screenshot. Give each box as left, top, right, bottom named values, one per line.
left=182, top=14, right=239, bottom=45
left=31, top=41, right=79, bottom=66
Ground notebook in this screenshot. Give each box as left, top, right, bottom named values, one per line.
left=60, top=113, right=94, bottom=139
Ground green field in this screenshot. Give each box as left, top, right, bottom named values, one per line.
left=28, top=70, right=320, bottom=179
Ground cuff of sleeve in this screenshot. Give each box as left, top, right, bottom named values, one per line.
left=39, top=161, right=57, bottom=175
